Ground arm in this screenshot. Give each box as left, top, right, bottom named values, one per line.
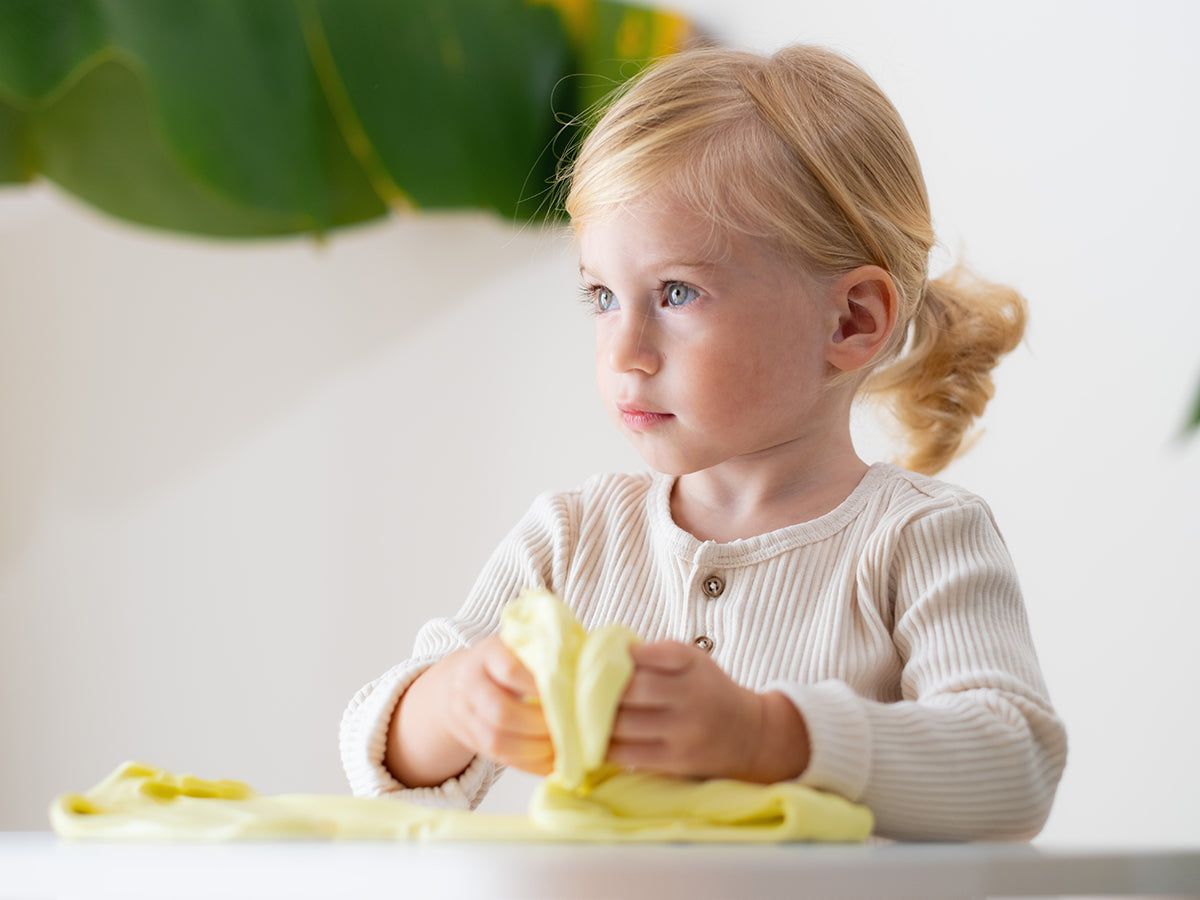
left=777, top=497, right=1068, bottom=841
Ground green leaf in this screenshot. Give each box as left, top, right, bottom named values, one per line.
left=99, top=0, right=338, bottom=221
left=33, top=58, right=321, bottom=236
left=307, top=66, right=391, bottom=232
left=310, top=0, right=572, bottom=220
left=0, top=0, right=106, bottom=104
left=7, top=0, right=387, bottom=235
left=0, top=97, right=31, bottom=183
left=0, top=0, right=693, bottom=235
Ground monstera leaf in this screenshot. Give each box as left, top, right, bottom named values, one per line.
left=0, top=0, right=690, bottom=237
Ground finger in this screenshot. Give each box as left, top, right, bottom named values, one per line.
left=480, top=638, right=540, bottom=698
left=514, top=755, right=555, bottom=777
left=466, top=682, right=550, bottom=739
left=609, top=704, right=679, bottom=742
left=628, top=640, right=698, bottom=673
left=617, top=668, right=680, bottom=709
left=620, top=645, right=715, bottom=707
left=606, top=736, right=669, bottom=771
left=451, top=683, right=554, bottom=768
left=486, top=730, right=556, bottom=771
left=466, top=719, right=556, bottom=774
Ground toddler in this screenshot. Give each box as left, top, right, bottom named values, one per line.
left=340, top=44, right=1067, bottom=842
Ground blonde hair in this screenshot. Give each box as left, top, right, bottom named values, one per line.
left=564, top=45, right=1025, bottom=475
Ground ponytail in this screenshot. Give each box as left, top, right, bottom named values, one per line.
left=864, top=266, right=1027, bottom=475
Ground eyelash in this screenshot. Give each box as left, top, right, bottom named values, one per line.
left=578, top=281, right=699, bottom=314
left=578, top=283, right=608, bottom=316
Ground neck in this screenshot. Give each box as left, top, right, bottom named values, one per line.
left=670, top=436, right=868, bottom=543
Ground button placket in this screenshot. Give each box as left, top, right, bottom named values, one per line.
left=687, top=547, right=724, bottom=658
left=697, top=572, right=725, bottom=654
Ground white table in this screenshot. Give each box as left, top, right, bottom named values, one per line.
left=1, top=833, right=1197, bottom=899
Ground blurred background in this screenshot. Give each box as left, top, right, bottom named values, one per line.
left=2, top=0, right=1198, bottom=845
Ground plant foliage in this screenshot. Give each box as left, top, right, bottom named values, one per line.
left=0, top=0, right=690, bottom=237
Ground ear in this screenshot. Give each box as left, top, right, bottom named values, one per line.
left=825, top=265, right=899, bottom=372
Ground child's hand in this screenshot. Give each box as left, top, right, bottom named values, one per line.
left=438, top=635, right=555, bottom=775
left=606, top=640, right=810, bottom=783
left=386, top=634, right=554, bottom=786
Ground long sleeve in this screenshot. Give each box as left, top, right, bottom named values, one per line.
left=772, top=496, right=1067, bottom=841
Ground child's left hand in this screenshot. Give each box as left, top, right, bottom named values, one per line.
left=606, top=640, right=810, bottom=783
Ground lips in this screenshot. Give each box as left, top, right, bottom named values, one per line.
left=617, top=403, right=673, bottom=430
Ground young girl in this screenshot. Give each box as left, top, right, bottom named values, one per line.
left=340, top=44, right=1067, bottom=842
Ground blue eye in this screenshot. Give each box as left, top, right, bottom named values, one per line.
left=595, top=287, right=618, bottom=312
left=664, top=282, right=698, bottom=308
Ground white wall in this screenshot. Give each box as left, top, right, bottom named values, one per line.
left=2, top=0, right=1198, bottom=843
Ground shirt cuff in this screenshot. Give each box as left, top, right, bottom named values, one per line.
left=339, top=658, right=501, bottom=810
left=766, top=678, right=872, bottom=802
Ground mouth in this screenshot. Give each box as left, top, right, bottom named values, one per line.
left=617, top=404, right=674, bottom=430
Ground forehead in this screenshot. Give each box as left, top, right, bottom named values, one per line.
left=577, top=196, right=736, bottom=271
left=577, top=199, right=819, bottom=300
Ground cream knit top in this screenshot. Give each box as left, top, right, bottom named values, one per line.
left=340, top=464, right=1067, bottom=841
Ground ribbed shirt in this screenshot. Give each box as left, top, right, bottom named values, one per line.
left=340, top=464, right=1067, bottom=841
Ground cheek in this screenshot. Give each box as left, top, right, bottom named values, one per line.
left=594, top=349, right=616, bottom=404
left=683, top=354, right=760, bottom=417
left=692, top=347, right=813, bottom=421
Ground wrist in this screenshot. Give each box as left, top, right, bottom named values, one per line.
left=746, top=690, right=810, bottom=784
left=385, top=660, right=475, bottom=787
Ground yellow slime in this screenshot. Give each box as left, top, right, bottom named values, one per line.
left=50, top=590, right=872, bottom=842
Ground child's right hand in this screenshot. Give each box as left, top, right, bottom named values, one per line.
left=439, top=635, right=555, bottom=775
left=385, top=635, right=554, bottom=787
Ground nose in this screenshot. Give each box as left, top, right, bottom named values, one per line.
left=603, top=310, right=660, bottom=375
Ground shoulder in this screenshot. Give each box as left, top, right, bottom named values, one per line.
left=535, top=470, right=657, bottom=508
left=522, top=470, right=658, bottom=527
left=862, top=463, right=1007, bottom=543
left=518, top=472, right=663, bottom=589
left=870, top=463, right=998, bottom=515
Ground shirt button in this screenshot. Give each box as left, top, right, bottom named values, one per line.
left=693, top=635, right=715, bottom=653
left=701, top=575, right=725, bottom=599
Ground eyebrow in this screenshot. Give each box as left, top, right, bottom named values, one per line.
left=578, top=259, right=719, bottom=277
